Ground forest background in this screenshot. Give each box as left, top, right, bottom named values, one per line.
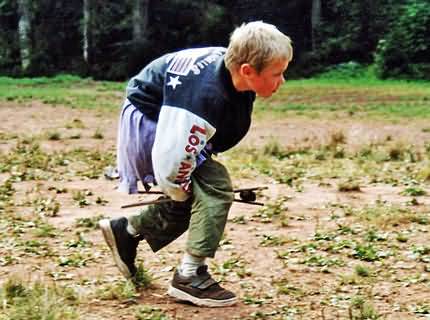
left=1, top=0, right=429, bottom=81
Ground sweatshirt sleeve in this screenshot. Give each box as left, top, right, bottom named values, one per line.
left=151, top=105, right=216, bottom=201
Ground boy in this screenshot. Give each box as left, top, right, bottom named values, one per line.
left=99, top=21, right=293, bottom=307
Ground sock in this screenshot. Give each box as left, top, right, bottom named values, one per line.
left=125, top=218, right=137, bottom=236
left=179, top=252, right=206, bottom=277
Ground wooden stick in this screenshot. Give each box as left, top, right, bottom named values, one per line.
left=233, top=186, right=268, bottom=193
left=233, top=199, right=264, bottom=206
left=121, top=198, right=171, bottom=209
left=121, top=197, right=264, bottom=209
left=138, top=190, right=164, bottom=195
left=137, top=186, right=268, bottom=195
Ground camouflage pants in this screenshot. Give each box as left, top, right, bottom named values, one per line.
left=128, top=158, right=234, bottom=258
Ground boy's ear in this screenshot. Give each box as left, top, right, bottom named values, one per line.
left=240, top=63, right=256, bottom=78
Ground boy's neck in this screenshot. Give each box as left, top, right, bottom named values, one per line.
left=229, top=68, right=249, bottom=92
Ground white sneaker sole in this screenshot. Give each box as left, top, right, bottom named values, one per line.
left=167, top=285, right=237, bottom=307
left=99, top=219, right=132, bottom=279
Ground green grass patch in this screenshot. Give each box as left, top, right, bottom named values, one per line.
left=0, top=74, right=124, bottom=110
left=254, top=71, right=430, bottom=119
left=350, top=204, right=422, bottom=228
left=0, top=138, right=115, bottom=181
left=0, top=277, right=79, bottom=320
left=0, top=74, right=429, bottom=120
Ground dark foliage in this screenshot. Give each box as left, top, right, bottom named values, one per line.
left=0, top=1, right=20, bottom=76
left=28, top=0, right=85, bottom=76
left=375, top=0, right=430, bottom=79
left=0, top=0, right=428, bottom=80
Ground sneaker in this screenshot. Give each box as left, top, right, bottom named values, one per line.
left=99, top=217, right=141, bottom=278
left=167, top=265, right=237, bottom=307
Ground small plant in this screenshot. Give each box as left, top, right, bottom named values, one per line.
left=411, top=215, right=429, bottom=225
left=242, top=294, right=266, bottom=306
left=46, top=131, right=62, bottom=141
left=412, top=303, right=430, bottom=315
left=0, top=255, right=17, bottom=266
left=213, top=257, right=250, bottom=279
left=66, top=118, right=85, bottom=129
left=58, top=253, right=90, bottom=267
left=328, top=130, right=346, bottom=148
left=231, top=215, right=247, bottom=224
left=22, top=239, right=53, bottom=257
left=339, top=273, right=359, bottom=286
left=96, top=279, right=138, bottom=301
left=272, top=277, right=304, bottom=296
left=64, top=233, right=91, bottom=248
left=349, top=295, right=380, bottom=319
left=254, top=196, right=289, bottom=224
left=357, top=146, right=373, bottom=159
left=396, top=233, right=409, bottom=243
left=391, top=143, right=419, bottom=162
left=135, top=305, right=171, bottom=320
left=411, top=245, right=430, bottom=260
left=3, top=277, right=27, bottom=299
left=302, top=254, right=344, bottom=268
left=405, top=197, right=419, bottom=206
left=95, top=196, right=109, bottom=205
left=417, top=166, right=430, bottom=181
left=75, top=214, right=106, bottom=229
left=387, top=144, right=403, bottom=161
left=32, top=196, right=61, bottom=217
left=401, top=187, right=426, bottom=196
left=92, top=129, right=104, bottom=139
left=354, top=264, right=371, bottom=277
left=352, top=244, right=382, bottom=262
left=69, top=133, right=81, bottom=139
left=263, top=137, right=286, bottom=158
left=132, top=264, right=153, bottom=288
left=333, top=145, right=346, bottom=159
left=33, top=220, right=58, bottom=238
left=259, top=234, right=287, bottom=247
left=47, top=186, right=68, bottom=194
left=364, top=229, right=387, bottom=242
left=0, top=178, right=15, bottom=210
left=338, top=179, right=361, bottom=192
left=72, top=190, right=92, bottom=207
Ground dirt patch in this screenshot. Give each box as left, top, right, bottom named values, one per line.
left=1, top=101, right=429, bottom=319
left=244, top=117, right=430, bottom=151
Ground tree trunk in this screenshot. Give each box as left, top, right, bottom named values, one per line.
left=311, top=0, right=321, bottom=50
left=83, top=0, right=90, bottom=63
left=133, top=0, right=149, bottom=43
left=17, top=0, right=31, bottom=71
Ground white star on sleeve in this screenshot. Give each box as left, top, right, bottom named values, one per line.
left=167, top=76, right=182, bottom=90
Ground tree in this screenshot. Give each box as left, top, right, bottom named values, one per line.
left=17, top=0, right=31, bottom=72
left=83, top=0, right=90, bottom=63
left=132, top=0, right=149, bottom=44
left=311, top=0, right=321, bottom=50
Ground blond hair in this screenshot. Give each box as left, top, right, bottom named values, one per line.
left=225, top=21, right=293, bottom=73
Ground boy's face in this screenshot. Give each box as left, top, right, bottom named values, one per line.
left=245, top=59, right=289, bottom=98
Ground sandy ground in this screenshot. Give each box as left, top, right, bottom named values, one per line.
left=1, top=101, right=430, bottom=319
